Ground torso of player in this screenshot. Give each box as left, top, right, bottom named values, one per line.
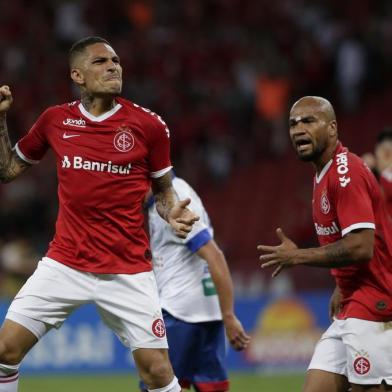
left=53, top=100, right=151, bottom=212
left=17, top=98, right=172, bottom=274
left=312, top=143, right=392, bottom=321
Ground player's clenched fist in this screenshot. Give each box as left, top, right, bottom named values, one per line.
left=0, top=85, right=13, bottom=113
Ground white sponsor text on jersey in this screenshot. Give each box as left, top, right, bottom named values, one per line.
left=61, top=155, right=132, bottom=175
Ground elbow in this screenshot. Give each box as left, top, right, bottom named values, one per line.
left=355, top=246, right=373, bottom=263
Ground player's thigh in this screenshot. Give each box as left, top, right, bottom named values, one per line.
left=304, top=369, right=350, bottom=392
left=341, top=319, right=392, bottom=387
left=96, top=271, right=168, bottom=350
left=305, top=321, right=348, bottom=392
left=0, top=319, right=38, bottom=364
left=7, top=257, right=91, bottom=327
left=351, top=382, right=392, bottom=391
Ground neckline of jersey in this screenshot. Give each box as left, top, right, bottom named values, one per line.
left=315, top=158, right=333, bottom=184
left=78, top=102, right=123, bottom=122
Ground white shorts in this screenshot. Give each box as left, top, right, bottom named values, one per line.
left=6, top=257, right=168, bottom=351
left=308, top=318, right=392, bottom=385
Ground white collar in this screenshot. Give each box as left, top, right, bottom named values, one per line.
left=78, top=102, right=122, bottom=122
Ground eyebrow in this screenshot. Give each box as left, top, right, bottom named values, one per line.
left=91, top=55, right=120, bottom=61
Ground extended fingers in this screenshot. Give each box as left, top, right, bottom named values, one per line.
left=257, top=245, right=276, bottom=252
left=260, top=259, right=280, bottom=269
left=176, top=216, right=199, bottom=225
left=177, top=198, right=191, bottom=209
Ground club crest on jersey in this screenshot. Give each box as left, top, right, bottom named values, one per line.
left=152, top=318, right=166, bottom=338
left=320, top=191, right=330, bottom=214
left=114, top=126, right=135, bottom=153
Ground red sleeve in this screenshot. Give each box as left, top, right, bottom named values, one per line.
left=147, top=114, right=172, bottom=178
left=16, top=108, right=51, bottom=163
left=334, top=163, right=376, bottom=236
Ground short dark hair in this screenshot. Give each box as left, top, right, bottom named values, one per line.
left=69, top=36, right=111, bottom=67
left=377, top=127, right=392, bottom=144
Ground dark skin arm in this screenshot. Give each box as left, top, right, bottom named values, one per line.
left=197, top=240, right=251, bottom=351
left=257, top=228, right=374, bottom=277
left=152, top=172, right=199, bottom=239
left=0, top=86, right=31, bottom=183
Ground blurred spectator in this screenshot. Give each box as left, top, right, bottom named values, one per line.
left=336, top=33, right=367, bottom=112
left=0, top=239, right=38, bottom=300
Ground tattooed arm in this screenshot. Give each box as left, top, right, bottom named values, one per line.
left=258, top=228, right=374, bottom=277
left=151, top=172, right=199, bottom=239
left=0, top=86, right=31, bottom=183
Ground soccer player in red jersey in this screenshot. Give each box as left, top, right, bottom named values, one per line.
left=0, top=36, right=199, bottom=392
left=258, top=97, right=392, bottom=392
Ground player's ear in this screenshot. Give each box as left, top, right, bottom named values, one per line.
left=328, top=120, right=337, bottom=138
left=71, top=68, right=84, bottom=86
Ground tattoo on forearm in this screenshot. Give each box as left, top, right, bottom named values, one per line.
left=152, top=173, right=177, bottom=222
left=0, top=117, right=30, bottom=182
left=325, top=241, right=350, bottom=263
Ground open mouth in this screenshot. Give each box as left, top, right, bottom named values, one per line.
left=294, top=136, right=312, bottom=152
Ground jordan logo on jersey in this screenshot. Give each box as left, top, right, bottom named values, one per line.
left=61, top=155, right=132, bottom=175
left=62, top=118, right=86, bottom=128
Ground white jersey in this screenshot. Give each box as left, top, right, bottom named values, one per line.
left=148, top=177, right=222, bottom=323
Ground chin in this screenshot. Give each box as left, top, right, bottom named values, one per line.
left=297, top=151, right=315, bottom=162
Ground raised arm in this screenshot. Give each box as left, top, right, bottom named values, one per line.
left=0, top=86, right=31, bottom=183
left=151, top=172, right=199, bottom=238
left=197, top=240, right=251, bottom=351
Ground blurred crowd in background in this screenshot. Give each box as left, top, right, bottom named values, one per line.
left=1, top=0, right=392, bottom=300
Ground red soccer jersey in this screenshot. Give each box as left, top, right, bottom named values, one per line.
left=16, top=98, right=172, bottom=274
left=313, top=143, right=392, bottom=321
left=380, top=167, right=392, bottom=220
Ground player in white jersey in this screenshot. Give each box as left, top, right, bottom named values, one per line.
left=141, top=174, right=250, bottom=392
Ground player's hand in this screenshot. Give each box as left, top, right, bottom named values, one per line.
left=0, top=86, right=13, bottom=114
left=329, top=286, right=342, bottom=320
left=168, top=198, right=199, bottom=239
left=257, top=228, right=298, bottom=277
left=223, top=314, right=251, bottom=351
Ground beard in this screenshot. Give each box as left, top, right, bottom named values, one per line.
left=295, top=142, right=325, bottom=162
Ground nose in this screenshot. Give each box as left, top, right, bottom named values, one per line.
left=107, top=60, right=120, bottom=72
left=290, top=124, right=307, bottom=137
